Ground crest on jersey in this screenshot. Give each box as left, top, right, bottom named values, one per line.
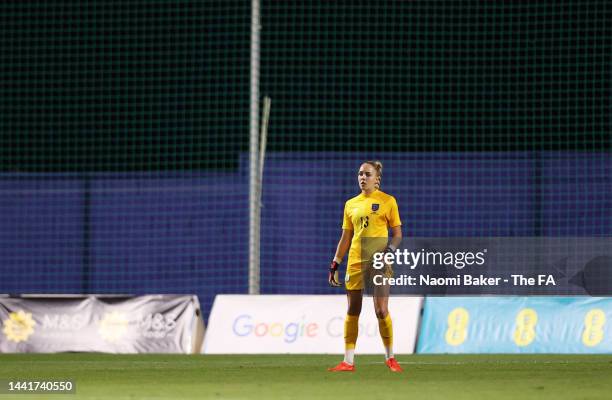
left=371, top=203, right=379, bottom=211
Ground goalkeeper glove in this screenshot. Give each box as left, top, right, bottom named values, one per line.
left=384, top=246, right=397, bottom=260
left=328, top=261, right=342, bottom=287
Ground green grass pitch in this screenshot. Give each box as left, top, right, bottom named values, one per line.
left=1, top=354, right=611, bottom=399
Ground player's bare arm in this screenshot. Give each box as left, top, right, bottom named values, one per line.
left=333, top=229, right=353, bottom=264
left=389, top=225, right=402, bottom=250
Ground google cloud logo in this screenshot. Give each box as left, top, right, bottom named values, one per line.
left=232, top=314, right=318, bottom=343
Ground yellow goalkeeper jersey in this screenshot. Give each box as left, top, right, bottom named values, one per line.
left=342, top=190, right=402, bottom=269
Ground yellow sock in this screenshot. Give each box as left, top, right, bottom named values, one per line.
left=343, top=314, right=359, bottom=364
left=344, top=314, right=359, bottom=350
left=378, top=314, right=393, bottom=352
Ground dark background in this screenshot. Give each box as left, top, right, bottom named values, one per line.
left=1, top=1, right=610, bottom=173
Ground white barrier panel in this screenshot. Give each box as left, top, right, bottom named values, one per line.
left=203, top=295, right=422, bottom=354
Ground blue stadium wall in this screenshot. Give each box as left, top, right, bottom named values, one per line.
left=1, top=152, right=610, bottom=319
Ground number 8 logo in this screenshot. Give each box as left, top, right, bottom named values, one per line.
left=445, top=307, right=469, bottom=346
left=513, top=308, right=538, bottom=346
left=582, top=309, right=606, bottom=347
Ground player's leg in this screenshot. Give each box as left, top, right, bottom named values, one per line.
left=329, top=289, right=362, bottom=371
left=329, top=266, right=364, bottom=371
left=344, top=289, right=362, bottom=362
left=373, top=294, right=403, bottom=372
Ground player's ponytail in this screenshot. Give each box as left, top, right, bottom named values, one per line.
left=364, top=160, right=383, bottom=189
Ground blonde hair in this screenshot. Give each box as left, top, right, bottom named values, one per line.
left=363, top=160, right=383, bottom=189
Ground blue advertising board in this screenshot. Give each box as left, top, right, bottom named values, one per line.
left=417, top=297, right=612, bottom=353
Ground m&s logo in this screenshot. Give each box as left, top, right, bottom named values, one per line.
left=232, top=315, right=318, bottom=343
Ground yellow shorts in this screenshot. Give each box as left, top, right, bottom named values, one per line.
left=344, top=265, right=365, bottom=291
left=344, top=263, right=393, bottom=291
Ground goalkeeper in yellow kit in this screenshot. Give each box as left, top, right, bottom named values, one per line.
left=328, top=160, right=403, bottom=372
